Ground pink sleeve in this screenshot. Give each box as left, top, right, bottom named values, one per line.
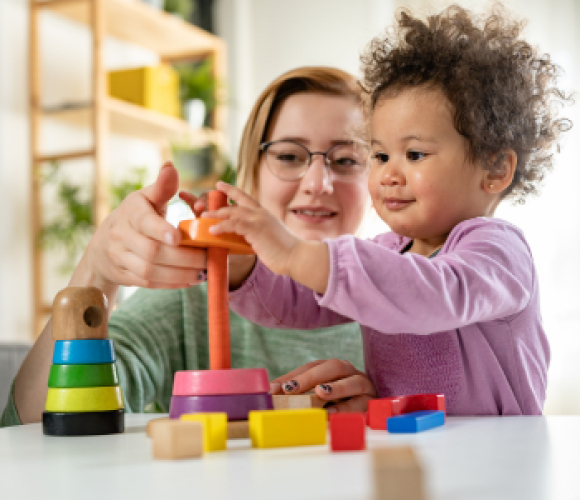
left=318, top=219, right=533, bottom=333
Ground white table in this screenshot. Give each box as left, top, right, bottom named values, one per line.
left=0, top=415, right=578, bottom=500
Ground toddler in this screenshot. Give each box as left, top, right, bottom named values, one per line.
left=206, top=4, right=571, bottom=415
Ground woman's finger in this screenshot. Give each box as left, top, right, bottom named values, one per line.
left=269, top=360, right=329, bottom=394
left=325, top=394, right=374, bottom=414
left=278, top=358, right=359, bottom=395
left=314, top=373, right=377, bottom=401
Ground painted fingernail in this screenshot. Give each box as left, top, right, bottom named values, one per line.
left=270, top=382, right=281, bottom=394
left=282, top=380, right=299, bottom=393
left=197, top=270, right=207, bottom=281
left=318, top=384, right=332, bottom=395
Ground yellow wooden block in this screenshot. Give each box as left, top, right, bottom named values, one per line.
left=180, top=413, right=227, bottom=452
left=151, top=420, right=204, bottom=460
left=45, top=386, right=125, bottom=412
left=272, top=393, right=326, bottom=410
left=108, top=64, right=180, bottom=118
left=248, top=408, right=327, bottom=449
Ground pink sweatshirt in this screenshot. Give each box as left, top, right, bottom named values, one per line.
left=229, top=217, right=549, bottom=415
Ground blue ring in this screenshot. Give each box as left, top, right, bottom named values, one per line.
left=52, top=340, right=116, bottom=365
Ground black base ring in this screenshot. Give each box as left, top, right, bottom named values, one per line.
left=42, top=409, right=125, bottom=436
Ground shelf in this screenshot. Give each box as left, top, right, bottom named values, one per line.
left=39, top=0, right=224, bottom=60
left=43, top=98, right=224, bottom=146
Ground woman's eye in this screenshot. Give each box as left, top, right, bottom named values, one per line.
left=407, top=150, right=426, bottom=161
left=276, top=154, right=302, bottom=163
left=372, top=153, right=389, bottom=164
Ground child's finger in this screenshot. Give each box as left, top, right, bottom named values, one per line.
left=314, top=372, right=377, bottom=401
left=278, top=358, right=359, bottom=395
left=215, top=181, right=260, bottom=208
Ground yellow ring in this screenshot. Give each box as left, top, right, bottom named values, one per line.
left=45, top=386, right=125, bottom=412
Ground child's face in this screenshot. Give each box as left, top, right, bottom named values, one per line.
left=368, top=86, right=490, bottom=249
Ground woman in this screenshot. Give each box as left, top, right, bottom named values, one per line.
left=2, top=67, right=373, bottom=425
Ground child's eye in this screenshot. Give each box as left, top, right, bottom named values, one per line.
left=371, top=152, right=389, bottom=165
left=407, top=150, right=426, bottom=161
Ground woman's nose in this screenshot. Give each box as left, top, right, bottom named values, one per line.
left=300, top=156, right=334, bottom=195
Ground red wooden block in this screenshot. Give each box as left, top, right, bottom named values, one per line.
left=368, top=394, right=445, bottom=430
left=329, top=413, right=366, bottom=452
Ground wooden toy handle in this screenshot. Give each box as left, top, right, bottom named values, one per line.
left=207, top=191, right=231, bottom=369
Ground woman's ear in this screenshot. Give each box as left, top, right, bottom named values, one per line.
left=483, top=150, right=517, bottom=194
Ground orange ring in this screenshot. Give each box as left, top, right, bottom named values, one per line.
left=178, top=218, right=254, bottom=255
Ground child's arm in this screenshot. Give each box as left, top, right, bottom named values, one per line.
left=204, top=181, right=331, bottom=293
left=270, top=359, right=377, bottom=413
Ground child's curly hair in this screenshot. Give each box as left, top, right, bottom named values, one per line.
left=360, top=3, right=572, bottom=203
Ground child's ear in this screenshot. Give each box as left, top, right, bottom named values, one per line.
left=482, top=150, right=517, bottom=194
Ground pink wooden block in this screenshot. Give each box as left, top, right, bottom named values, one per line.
left=172, top=368, right=270, bottom=396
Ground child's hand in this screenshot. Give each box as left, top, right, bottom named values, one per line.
left=270, top=359, right=377, bottom=413
left=202, top=181, right=299, bottom=277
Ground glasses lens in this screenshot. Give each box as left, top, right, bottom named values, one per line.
left=264, top=141, right=309, bottom=180
left=326, top=144, right=368, bottom=179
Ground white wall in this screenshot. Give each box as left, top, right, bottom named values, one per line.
left=1, top=0, right=579, bottom=414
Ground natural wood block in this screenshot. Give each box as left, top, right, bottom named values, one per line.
left=180, top=413, right=227, bottom=452
left=53, top=287, right=108, bottom=341
left=227, top=420, right=249, bottom=439
left=151, top=419, right=204, bottom=460
left=372, top=447, right=425, bottom=500
left=249, top=408, right=327, bottom=449
left=146, top=417, right=171, bottom=438
left=272, top=393, right=326, bottom=410
left=45, top=386, right=125, bottom=412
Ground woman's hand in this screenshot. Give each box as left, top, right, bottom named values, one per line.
left=77, top=162, right=207, bottom=291
left=270, top=359, right=377, bottom=413
left=202, top=181, right=299, bottom=277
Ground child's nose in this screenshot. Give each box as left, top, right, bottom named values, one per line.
left=300, top=156, right=334, bottom=195
left=379, top=161, right=405, bottom=186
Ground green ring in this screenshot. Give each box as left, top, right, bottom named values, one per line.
left=48, top=363, right=119, bottom=388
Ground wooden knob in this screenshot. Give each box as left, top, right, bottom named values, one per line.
left=52, top=287, right=108, bottom=341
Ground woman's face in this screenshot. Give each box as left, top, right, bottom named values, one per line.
left=257, top=93, right=369, bottom=241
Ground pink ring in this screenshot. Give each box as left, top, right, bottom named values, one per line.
left=172, top=368, right=270, bottom=396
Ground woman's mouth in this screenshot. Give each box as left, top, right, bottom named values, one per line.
left=291, top=209, right=337, bottom=222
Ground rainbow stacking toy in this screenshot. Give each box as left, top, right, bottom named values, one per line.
left=42, top=287, right=125, bottom=436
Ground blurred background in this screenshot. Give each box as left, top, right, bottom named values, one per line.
left=0, top=0, right=578, bottom=414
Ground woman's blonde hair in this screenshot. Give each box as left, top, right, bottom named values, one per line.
left=236, top=66, right=362, bottom=196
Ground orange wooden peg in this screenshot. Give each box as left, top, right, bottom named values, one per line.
left=178, top=190, right=254, bottom=370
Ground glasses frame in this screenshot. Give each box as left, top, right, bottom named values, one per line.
left=259, top=139, right=368, bottom=182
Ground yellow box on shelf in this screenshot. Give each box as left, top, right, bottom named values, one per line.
left=108, top=64, right=180, bottom=118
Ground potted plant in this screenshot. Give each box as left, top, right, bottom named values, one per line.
left=175, top=59, right=221, bottom=128
left=40, top=163, right=147, bottom=274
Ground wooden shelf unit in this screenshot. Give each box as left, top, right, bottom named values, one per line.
left=30, top=0, right=227, bottom=337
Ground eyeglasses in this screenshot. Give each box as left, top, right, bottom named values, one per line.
left=259, top=140, right=368, bottom=182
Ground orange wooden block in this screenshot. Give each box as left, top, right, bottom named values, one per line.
left=151, top=419, right=204, bottom=460
left=52, top=287, right=108, bottom=341
left=227, top=420, right=249, bottom=439
left=178, top=218, right=254, bottom=255
left=372, top=447, right=425, bottom=500
left=272, top=393, right=326, bottom=410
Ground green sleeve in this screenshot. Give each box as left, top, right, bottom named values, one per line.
left=0, top=382, right=22, bottom=427
left=2, top=283, right=364, bottom=427
left=107, top=285, right=209, bottom=413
